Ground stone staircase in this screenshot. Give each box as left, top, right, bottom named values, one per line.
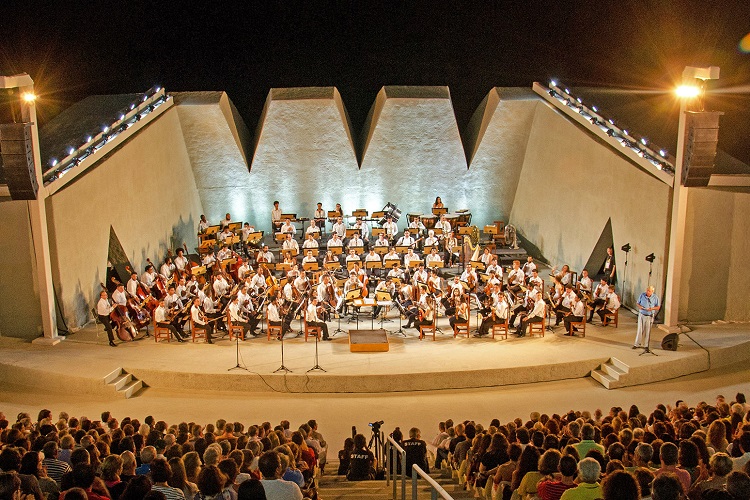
left=104, top=367, right=145, bottom=398
left=317, top=460, right=475, bottom=500
left=590, top=357, right=630, bottom=389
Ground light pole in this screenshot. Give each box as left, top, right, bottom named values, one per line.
left=661, top=66, right=719, bottom=331
left=0, top=73, right=61, bottom=344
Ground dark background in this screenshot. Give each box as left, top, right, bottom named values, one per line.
left=2, top=0, right=749, bottom=163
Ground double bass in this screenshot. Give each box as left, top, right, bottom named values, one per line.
left=99, top=282, right=137, bottom=341
left=125, top=265, right=159, bottom=313
left=146, top=258, right=168, bottom=299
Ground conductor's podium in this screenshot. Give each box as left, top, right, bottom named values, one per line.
left=349, top=329, right=390, bottom=352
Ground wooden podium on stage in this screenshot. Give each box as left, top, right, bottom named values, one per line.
left=349, top=329, right=389, bottom=353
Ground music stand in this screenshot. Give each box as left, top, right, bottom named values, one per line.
left=324, top=261, right=341, bottom=271
left=228, top=316, right=250, bottom=373
left=352, top=209, right=368, bottom=217
left=433, top=228, right=443, bottom=237
left=346, top=260, right=361, bottom=271
left=427, top=260, right=444, bottom=269
left=471, top=260, right=486, bottom=271
left=371, top=211, right=386, bottom=219
left=329, top=246, right=344, bottom=256
left=395, top=245, right=409, bottom=255
left=303, top=262, right=319, bottom=272
left=371, top=228, right=385, bottom=238
left=408, top=259, right=424, bottom=268
left=205, top=225, right=220, bottom=236
left=276, top=263, right=291, bottom=274
left=245, top=231, right=263, bottom=245
left=274, top=232, right=287, bottom=243
left=373, top=246, right=389, bottom=255
left=483, top=225, right=498, bottom=243
left=375, top=290, right=393, bottom=327
left=191, top=265, right=207, bottom=276
left=345, top=288, right=363, bottom=324
left=432, top=207, right=448, bottom=216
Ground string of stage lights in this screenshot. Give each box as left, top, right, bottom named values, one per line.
left=42, top=85, right=170, bottom=184
left=546, top=80, right=676, bottom=175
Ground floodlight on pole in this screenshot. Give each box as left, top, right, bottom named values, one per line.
left=675, top=85, right=700, bottom=99
left=21, top=92, right=37, bottom=103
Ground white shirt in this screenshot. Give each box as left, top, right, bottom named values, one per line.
left=327, top=237, right=343, bottom=248
left=198, top=219, right=209, bottom=232
left=561, top=289, right=576, bottom=309
left=606, top=292, right=620, bottom=311
left=97, top=298, right=113, bottom=316
left=348, top=236, right=364, bottom=248
left=282, top=239, right=299, bottom=252
left=191, top=304, right=206, bottom=325
left=142, top=271, right=157, bottom=288
left=259, top=250, right=275, bottom=263
left=522, top=261, right=537, bottom=277
left=213, top=277, right=229, bottom=297
left=303, top=238, right=319, bottom=248
left=579, top=276, right=593, bottom=292
left=594, top=283, right=609, bottom=300
left=383, top=221, right=398, bottom=237
left=306, top=303, right=321, bottom=323
left=424, top=236, right=439, bottom=247
left=229, top=302, right=244, bottom=322
left=365, top=252, right=381, bottom=262
left=530, top=298, right=546, bottom=318
left=571, top=300, right=585, bottom=317
left=508, top=268, right=524, bottom=285
left=267, top=302, right=282, bottom=322
left=374, top=236, right=389, bottom=248
left=426, top=253, right=442, bottom=265
left=397, top=235, right=415, bottom=247
left=165, top=293, right=182, bottom=310
left=494, top=300, right=509, bottom=319
left=281, top=222, right=296, bottom=235
left=154, top=305, right=169, bottom=323
left=160, top=263, right=174, bottom=280
left=435, top=220, right=451, bottom=235
left=272, top=208, right=282, bottom=222
left=127, top=279, right=140, bottom=298
left=314, top=209, right=325, bottom=219
left=112, top=289, right=128, bottom=306
left=260, top=479, right=303, bottom=500
left=332, top=222, right=346, bottom=238
left=354, top=222, right=369, bottom=240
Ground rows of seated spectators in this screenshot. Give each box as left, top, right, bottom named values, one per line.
left=0, top=411, right=328, bottom=500
left=367, top=393, right=750, bottom=500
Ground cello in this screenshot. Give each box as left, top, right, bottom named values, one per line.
left=146, top=258, right=168, bottom=299
left=111, top=276, right=150, bottom=331
left=125, top=265, right=159, bottom=313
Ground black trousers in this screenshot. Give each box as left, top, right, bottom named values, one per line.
left=157, top=322, right=184, bottom=339
left=98, top=314, right=116, bottom=343
left=308, top=320, right=329, bottom=339
left=563, top=315, right=584, bottom=332
left=589, top=299, right=605, bottom=321
left=516, top=315, right=542, bottom=336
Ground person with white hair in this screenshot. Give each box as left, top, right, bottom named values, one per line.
left=634, top=285, right=660, bottom=349
left=559, top=458, right=602, bottom=500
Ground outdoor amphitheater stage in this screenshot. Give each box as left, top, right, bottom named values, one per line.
left=2, top=311, right=749, bottom=398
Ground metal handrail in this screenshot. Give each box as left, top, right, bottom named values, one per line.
left=411, top=465, right=454, bottom=500
left=385, top=436, right=407, bottom=500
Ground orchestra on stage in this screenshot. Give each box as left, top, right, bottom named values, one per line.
left=97, top=200, right=620, bottom=346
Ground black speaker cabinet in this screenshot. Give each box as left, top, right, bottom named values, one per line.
left=661, top=333, right=679, bottom=351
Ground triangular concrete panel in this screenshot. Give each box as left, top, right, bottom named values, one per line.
left=583, top=218, right=615, bottom=281
left=358, top=86, right=469, bottom=212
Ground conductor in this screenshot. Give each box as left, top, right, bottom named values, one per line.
left=633, top=286, right=660, bottom=350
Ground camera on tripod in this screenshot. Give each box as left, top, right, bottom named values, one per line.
left=369, top=420, right=384, bottom=431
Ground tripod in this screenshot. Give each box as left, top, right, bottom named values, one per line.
left=307, top=327, right=326, bottom=372
left=621, top=248, right=630, bottom=302
left=391, top=297, right=407, bottom=337
left=368, top=425, right=383, bottom=464
left=228, top=324, right=249, bottom=372
left=273, top=315, right=292, bottom=373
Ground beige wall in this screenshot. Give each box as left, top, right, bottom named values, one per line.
left=45, top=107, right=203, bottom=330
left=681, top=187, right=750, bottom=322
left=511, top=102, right=672, bottom=307
left=0, top=201, right=43, bottom=339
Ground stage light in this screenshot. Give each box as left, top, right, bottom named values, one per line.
left=621, top=243, right=631, bottom=252
left=50, top=158, right=58, bottom=167
left=130, top=103, right=136, bottom=110
left=550, top=79, right=557, bottom=87
left=591, top=106, right=598, bottom=112
left=645, top=253, right=655, bottom=263
left=119, top=113, right=125, bottom=120
left=641, top=138, right=648, bottom=145
left=675, top=85, right=700, bottom=98
left=67, top=146, right=75, bottom=155
left=606, top=129, right=616, bottom=137
left=564, top=88, right=570, bottom=94
left=102, top=125, right=110, bottom=133
left=21, top=92, right=37, bottom=103
left=659, top=150, right=666, bottom=157
left=85, top=135, right=92, bottom=143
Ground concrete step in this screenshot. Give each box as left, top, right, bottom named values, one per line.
left=112, top=373, right=133, bottom=391
left=610, top=357, right=630, bottom=373
left=591, top=368, right=615, bottom=389
left=601, top=362, right=626, bottom=379
left=103, top=367, right=145, bottom=398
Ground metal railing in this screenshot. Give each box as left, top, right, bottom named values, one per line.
left=385, top=435, right=407, bottom=500
left=411, top=465, right=454, bottom=500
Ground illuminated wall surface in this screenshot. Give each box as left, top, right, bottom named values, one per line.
left=2, top=85, right=748, bottom=335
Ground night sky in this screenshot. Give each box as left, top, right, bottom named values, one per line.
left=2, top=0, right=749, bottom=164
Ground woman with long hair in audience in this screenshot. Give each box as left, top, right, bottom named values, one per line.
left=100, top=454, right=128, bottom=500
left=169, top=456, right=199, bottom=500
left=291, top=432, right=317, bottom=473
left=708, top=420, right=728, bottom=453
left=121, top=475, right=153, bottom=500
left=510, top=446, right=541, bottom=500
left=601, top=470, right=639, bottom=500
left=678, top=440, right=701, bottom=486
left=475, top=433, right=509, bottom=499
left=195, top=465, right=229, bottom=500
left=20, top=450, right=59, bottom=500
left=466, top=433, right=491, bottom=491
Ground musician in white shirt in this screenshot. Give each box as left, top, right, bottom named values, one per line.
left=477, top=294, right=509, bottom=336
left=528, top=269, right=543, bottom=289
left=155, top=298, right=185, bottom=341
left=434, top=215, right=451, bottom=236
left=425, top=247, right=443, bottom=267
left=589, top=278, right=610, bottom=322
left=313, top=202, right=326, bottom=222
left=404, top=248, right=420, bottom=269
left=190, top=297, right=214, bottom=343
left=412, top=265, right=428, bottom=289
left=374, top=233, right=389, bottom=249
left=332, top=217, right=346, bottom=239
left=218, top=226, right=233, bottom=242
left=424, top=230, right=439, bottom=249
left=302, top=233, right=319, bottom=249
left=409, top=216, right=425, bottom=237
left=596, top=285, right=620, bottom=324
left=280, top=219, right=296, bottom=236
left=578, top=269, right=593, bottom=294
left=387, top=264, right=405, bottom=281
left=345, top=248, right=361, bottom=263
left=507, top=260, right=525, bottom=293
left=382, top=217, right=398, bottom=241
left=141, top=265, right=158, bottom=293
left=444, top=231, right=459, bottom=267
left=174, top=249, right=189, bottom=275
left=521, top=256, right=536, bottom=279
left=563, top=294, right=586, bottom=335
left=480, top=248, right=493, bottom=267
left=112, top=283, right=128, bottom=306
left=267, top=295, right=290, bottom=338
left=396, top=230, right=415, bottom=248
left=282, top=234, right=299, bottom=253
left=364, top=249, right=381, bottom=264
left=460, top=264, right=478, bottom=291
left=198, top=214, right=209, bottom=234
left=383, top=248, right=400, bottom=266
left=258, top=245, right=274, bottom=263
left=302, top=250, right=317, bottom=265
left=237, top=261, right=251, bottom=281
left=229, top=295, right=259, bottom=338
left=327, top=233, right=343, bottom=249
left=127, top=272, right=141, bottom=299
left=305, top=220, right=320, bottom=237
left=515, top=291, right=545, bottom=337
left=353, top=218, right=369, bottom=240
left=485, top=257, right=501, bottom=278
left=96, top=290, right=117, bottom=346
left=347, top=233, right=364, bottom=249
left=271, top=201, right=282, bottom=232
left=306, top=298, right=330, bottom=340
left=212, top=274, right=230, bottom=304
left=554, top=285, right=577, bottom=326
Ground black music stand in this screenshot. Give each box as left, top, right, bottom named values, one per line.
left=228, top=321, right=250, bottom=372
left=392, top=296, right=407, bottom=337
left=307, top=323, right=326, bottom=373
left=273, top=329, right=292, bottom=373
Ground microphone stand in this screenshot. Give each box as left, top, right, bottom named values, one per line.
left=228, top=314, right=249, bottom=372
left=273, top=300, right=294, bottom=373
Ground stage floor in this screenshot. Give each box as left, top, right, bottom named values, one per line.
left=1, top=309, right=749, bottom=396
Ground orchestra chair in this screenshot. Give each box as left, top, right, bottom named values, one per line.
left=602, top=304, right=619, bottom=327
left=453, top=316, right=469, bottom=338
left=527, top=306, right=546, bottom=338
left=491, top=317, right=510, bottom=340
left=91, top=308, right=103, bottom=339
left=227, top=312, right=245, bottom=342
left=493, top=221, right=506, bottom=246
left=303, top=311, right=322, bottom=342
left=266, top=306, right=282, bottom=341
left=419, top=315, right=437, bottom=341
left=568, top=315, right=586, bottom=337
left=190, top=318, right=209, bottom=343
left=153, top=316, right=172, bottom=343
